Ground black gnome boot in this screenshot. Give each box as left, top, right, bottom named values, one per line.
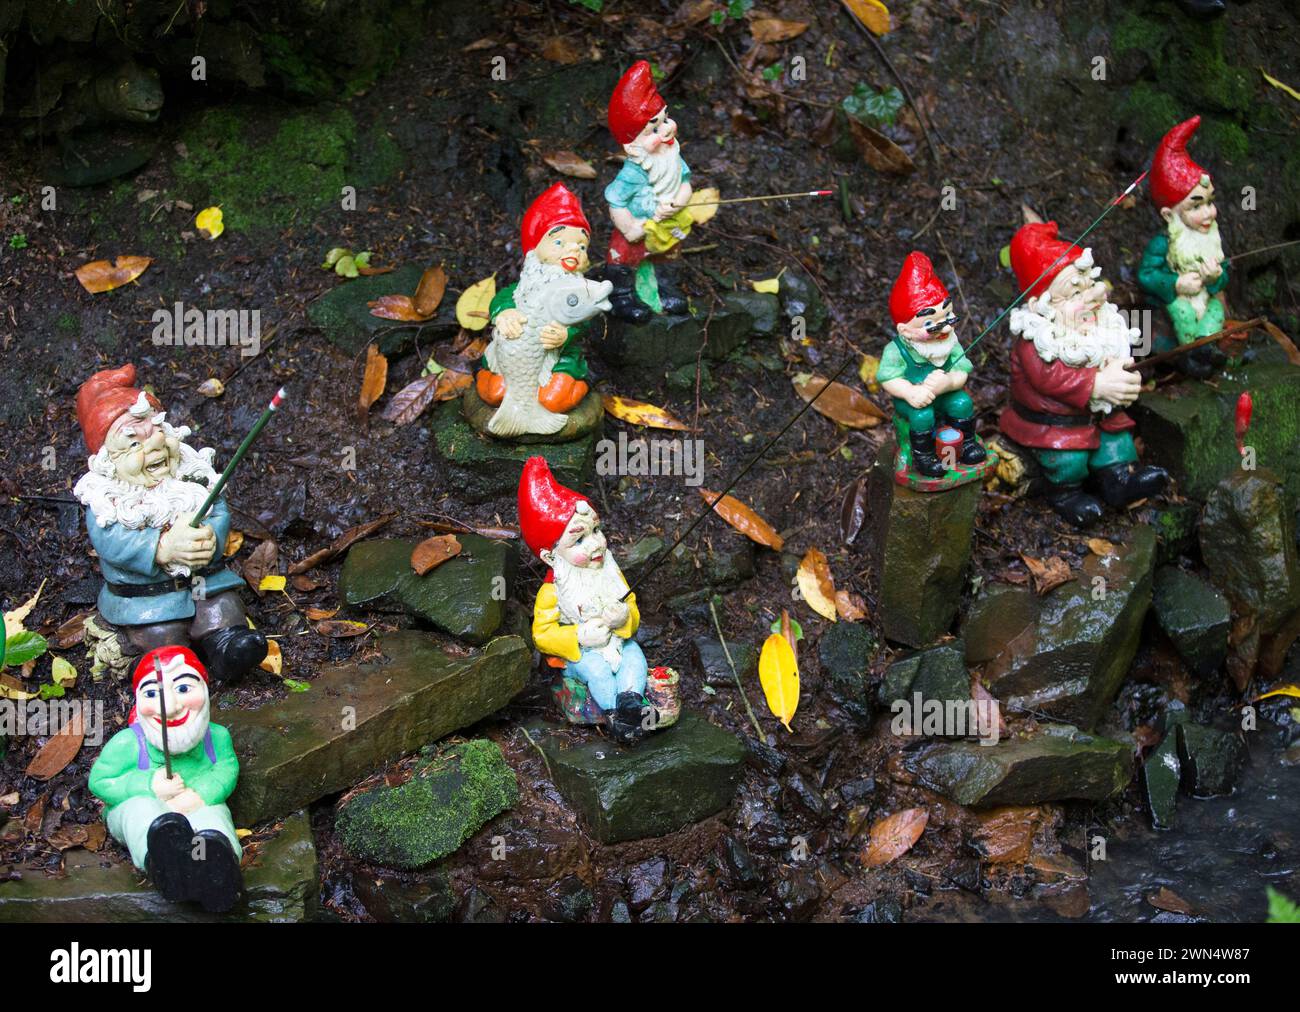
left=954, top=417, right=987, bottom=465
left=909, top=428, right=947, bottom=478
left=1043, top=484, right=1105, bottom=528
left=186, top=830, right=244, bottom=914
left=607, top=691, right=647, bottom=746
left=1090, top=462, right=1170, bottom=508
left=590, top=265, right=652, bottom=325
left=195, top=626, right=267, bottom=685
left=654, top=272, right=690, bottom=316
left=1176, top=0, right=1226, bottom=19
left=145, top=812, right=194, bottom=904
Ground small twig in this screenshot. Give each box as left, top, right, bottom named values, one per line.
left=710, top=600, right=765, bottom=741
left=935, top=230, right=971, bottom=334
left=518, top=725, right=552, bottom=780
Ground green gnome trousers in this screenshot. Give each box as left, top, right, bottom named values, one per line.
left=106, top=795, right=241, bottom=871
left=1034, top=430, right=1138, bottom=486
left=1165, top=295, right=1225, bottom=347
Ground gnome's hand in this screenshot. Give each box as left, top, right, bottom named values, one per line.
left=654, top=201, right=678, bottom=221
left=497, top=309, right=527, bottom=339
left=157, top=514, right=217, bottom=569
left=1092, top=357, right=1141, bottom=408
left=903, top=384, right=937, bottom=409
left=1175, top=271, right=1204, bottom=297
left=601, top=601, right=630, bottom=630
left=622, top=219, right=647, bottom=242
left=152, top=768, right=185, bottom=800
left=167, top=789, right=204, bottom=815
left=540, top=323, right=568, bottom=349
left=578, top=620, right=612, bottom=649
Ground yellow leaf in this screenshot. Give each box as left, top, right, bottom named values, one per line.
left=751, top=277, right=780, bottom=294
left=197, top=377, right=225, bottom=398
left=858, top=353, right=880, bottom=392
left=74, top=256, right=152, bottom=294
left=1261, top=69, right=1300, bottom=103
left=797, top=548, right=838, bottom=622
left=195, top=206, right=225, bottom=240
left=456, top=274, right=497, bottom=331
left=4, top=579, right=46, bottom=638
left=358, top=344, right=388, bottom=415
left=0, top=675, right=36, bottom=700
left=224, top=530, right=245, bottom=557
left=235, top=828, right=252, bottom=839
left=758, top=632, right=800, bottom=732
left=259, top=575, right=287, bottom=593
left=1251, top=683, right=1300, bottom=702
left=259, top=638, right=282, bottom=675
left=844, top=0, right=891, bottom=36
left=685, top=187, right=720, bottom=225
left=602, top=394, right=689, bottom=431
left=51, top=657, right=78, bottom=687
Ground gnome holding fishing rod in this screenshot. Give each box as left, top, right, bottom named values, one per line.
left=520, top=457, right=676, bottom=744
left=999, top=223, right=1169, bottom=527
left=1138, top=115, right=1230, bottom=377
left=73, top=364, right=266, bottom=682
left=89, top=646, right=243, bottom=912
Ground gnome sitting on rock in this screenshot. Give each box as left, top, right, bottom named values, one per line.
left=88, top=646, right=243, bottom=913
left=519, top=456, right=657, bottom=745
left=73, top=364, right=266, bottom=682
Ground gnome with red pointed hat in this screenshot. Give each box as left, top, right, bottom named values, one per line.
left=518, top=456, right=656, bottom=744
left=600, top=60, right=694, bottom=319
left=1000, top=223, right=1168, bottom=526
left=88, top=646, right=243, bottom=912
left=878, top=252, right=986, bottom=483
left=72, top=364, right=266, bottom=682
left=1138, top=116, right=1229, bottom=372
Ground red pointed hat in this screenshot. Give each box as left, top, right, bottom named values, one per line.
left=889, top=252, right=950, bottom=325
left=608, top=60, right=665, bottom=145
left=1009, top=222, right=1086, bottom=298
left=76, top=364, right=162, bottom=455
left=518, top=456, right=591, bottom=558
left=1150, top=116, right=1209, bottom=210
left=128, top=645, right=208, bottom=724
left=521, top=183, right=591, bottom=254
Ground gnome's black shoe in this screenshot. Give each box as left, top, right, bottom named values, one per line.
left=655, top=275, right=690, bottom=316
left=954, top=418, right=987, bottom=465
left=145, top=812, right=194, bottom=904
left=1175, top=342, right=1223, bottom=380
left=1090, top=462, right=1170, bottom=508
left=185, top=830, right=244, bottom=914
left=908, top=429, right=947, bottom=478
left=195, top=626, right=267, bottom=684
left=1176, top=0, right=1226, bottom=18
left=1043, top=484, right=1105, bottom=528
left=607, top=691, right=647, bottom=746
left=591, top=265, right=653, bottom=325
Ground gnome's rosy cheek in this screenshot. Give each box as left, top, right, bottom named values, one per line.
left=137, top=689, right=161, bottom=722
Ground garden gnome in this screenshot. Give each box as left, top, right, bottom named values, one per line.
left=1000, top=223, right=1169, bottom=526
left=88, top=646, right=243, bottom=912
left=519, top=456, right=652, bottom=744
left=73, top=364, right=266, bottom=682
left=603, top=59, right=692, bottom=317
left=1138, top=116, right=1229, bottom=375
left=879, top=252, right=985, bottom=481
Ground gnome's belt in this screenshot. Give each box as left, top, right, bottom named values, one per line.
left=106, top=563, right=229, bottom=597
left=1010, top=402, right=1093, bottom=428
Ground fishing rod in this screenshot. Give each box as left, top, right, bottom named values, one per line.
left=154, top=653, right=173, bottom=780
left=1126, top=317, right=1264, bottom=372
left=1224, top=238, right=1300, bottom=264
left=190, top=387, right=287, bottom=527
left=687, top=189, right=834, bottom=208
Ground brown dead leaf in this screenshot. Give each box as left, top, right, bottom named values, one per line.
left=602, top=394, right=689, bottom=431
left=971, top=677, right=1008, bottom=738
left=288, top=514, right=395, bottom=576
left=699, top=489, right=784, bottom=550
left=306, top=606, right=339, bottom=621
left=314, top=619, right=370, bottom=638
left=74, top=256, right=152, bottom=294
left=1148, top=887, right=1195, bottom=915
left=241, top=539, right=279, bottom=595
left=750, top=18, right=808, bottom=43
left=542, top=150, right=598, bottom=180
left=368, top=294, right=432, bottom=322
left=844, top=0, right=891, bottom=35
left=1087, top=538, right=1115, bottom=557
left=259, top=638, right=282, bottom=676
left=380, top=370, right=471, bottom=426
left=413, top=265, right=449, bottom=318
left=847, top=119, right=914, bottom=175
left=797, top=548, right=837, bottom=622
left=541, top=36, right=581, bottom=64
left=359, top=345, right=388, bottom=415
left=974, top=806, right=1043, bottom=864
left=223, top=530, right=245, bottom=557
left=411, top=534, right=462, bottom=575
left=793, top=374, right=886, bottom=429
left=52, top=612, right=91, bottom=650
left=862, top=807, right=928, bottom=867
left=25, top=711, right=84, bottom=781
left=1020, top=554, right=1072, bottom=595
left=291, top=574, right=323, bottom=592
left=835, top=589, right=867, bottom=622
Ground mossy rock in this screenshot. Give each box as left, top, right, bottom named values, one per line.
left=336, top=740, right=518, bottom=870
left=1152, top=566, right=1230, bottom=676
left=308, top=264, right=458, bottom=357
left=462, top=386, right=603, bottom=444
left=817, top=622, right=878, bottom=724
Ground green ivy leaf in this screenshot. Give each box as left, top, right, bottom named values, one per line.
left=842, top=83, right=905, bottom=129
left=762, top=63, right=784, bottom=82
left=39, top=682, right=66, bottom=700
left=3, top=631, right=48, bottom=667
left=283, top=678, right=311, bottom=693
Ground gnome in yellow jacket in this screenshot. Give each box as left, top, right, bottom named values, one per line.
left=518, top=456, right=656, bottom=744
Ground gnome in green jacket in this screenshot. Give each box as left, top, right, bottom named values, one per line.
left=1138, top=116, right=1229, bottom=374
left=89, top=645, right=243, bottom=912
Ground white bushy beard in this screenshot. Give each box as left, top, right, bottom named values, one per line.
left=627, top=139, right=684, bottom=204
left=903, top=330, right=957, bottom=367
left=1010, top=294, right=1138, bottom=414
left=515, top=251, right=571, bottom=313
left=140, top=691, right=210, bottom=756
left=552, top=550, right=628, bottom=669
left=74, top=417, right=220, bottom=577
left=1166, top=217, right=1224, bottom=318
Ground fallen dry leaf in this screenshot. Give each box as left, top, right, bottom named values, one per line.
left=602, top=394, right=689, bottom=431
left=224, top=530, right=245, bottom=557
left=847, top=118, right=914, bottom=175
left=368, top=294, right=432, bottom=322
left=1087, top=538, right=1115, bottom=557
left=974, top=806, right=1043, bottom=864
left=542, top=150, right=598, bottom=180
left=456, top=274, right=496, bottom=331
left=52, top=612, right=91, bottom=650
left=413, top=265, right=449, bottom=318
left=411, top=534, right=462, bottom=575
left=1148, top=887, right=1195, bottom=915
left=288, top=514, right=396, bottom=576
left=241, top=539, right=279, bottom=596
left=259, top=638, right=282, bottom=676
left=797, top=548, right=838, bottom=622
left=306, top=606, right=339, bottom=621
left=359, top=345, right=388, bottom=415
left=315, top=619, right=370, bottom=638
left=750, top=18, right=809, bottom=43
left=541, top=36, right=581, bottom=64
left=862, top=807, right=928, bottom=867
left=25, top=711, right=84, bottom=781
left=75, top=255, right=152, bottom=294
left=835, top=589, right=867, bottom=622
left=699, top=489, right=784, bottom=550
left=381, top=369, right=472, bottom=426
left=844, top=0, right=891, bottom=36
left=793, top=374, right=886, bottom=429
left=1020, top=554, right=1072, bottom=595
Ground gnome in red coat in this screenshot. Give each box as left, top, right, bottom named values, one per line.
left=1138, top=116, right=1229, bottom=375
left=999, top=223, right=1169, bottom=527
